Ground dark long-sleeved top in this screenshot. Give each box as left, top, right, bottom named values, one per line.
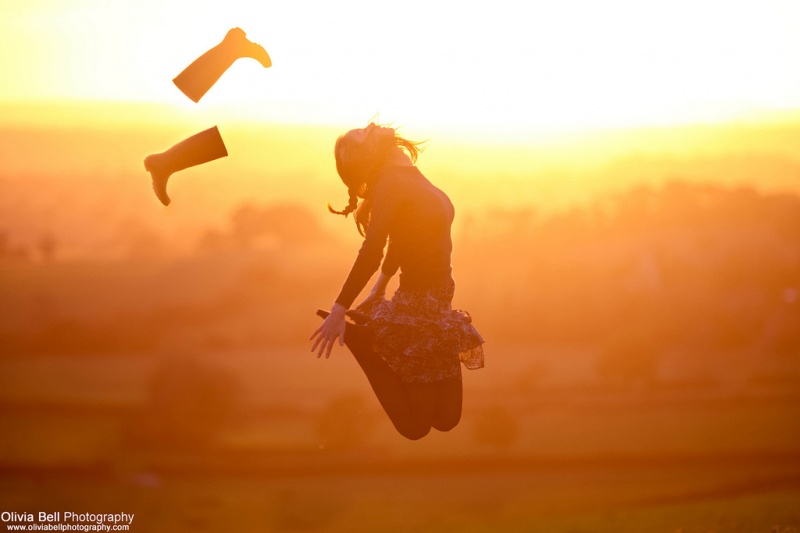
left=335, top=165, right=455, bottom=309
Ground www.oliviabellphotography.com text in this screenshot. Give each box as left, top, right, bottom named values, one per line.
left=1, top=512, right=134, bottom=532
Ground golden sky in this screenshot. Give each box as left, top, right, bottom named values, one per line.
left=2, top=0, right=800, bottom=137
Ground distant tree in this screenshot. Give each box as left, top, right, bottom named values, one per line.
left=38, top=232, right=57, bottom=263
left=129, top=356, right=241, bottom=449
left=229, top=203, right=324, bottom=248
left=195, top=202, right=328, bottom=252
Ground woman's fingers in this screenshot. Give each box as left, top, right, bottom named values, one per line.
left=310, top=314, right=346, bottom=358
left=317, top=339, right=328, bottom=359
left=309, top=326, right=322, bottom=341
left=310, top=326, right=335, bottom=357
left=310, top=334, right=323, bottom=353
left=321, top=332, right=337, bottom=358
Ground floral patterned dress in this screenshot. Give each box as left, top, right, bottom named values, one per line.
left=365, top=282, right=484, bottom=383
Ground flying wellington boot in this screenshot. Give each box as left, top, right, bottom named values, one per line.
left=144, top=126, right=228, bottom=206
left=173, top=27, right=271, bottom=103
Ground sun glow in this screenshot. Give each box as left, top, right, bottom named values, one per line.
left=2, top=1, right=800, bottom=136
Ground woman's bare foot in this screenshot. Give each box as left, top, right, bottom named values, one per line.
left=144, top=155, right=172, bottom=206
left=224, top=27, right=271, bottom=68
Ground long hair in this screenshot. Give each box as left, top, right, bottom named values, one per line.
left=328, top=122, right=424, bottom=236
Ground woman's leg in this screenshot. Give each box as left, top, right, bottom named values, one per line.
left=402, top=376, right=462, bottom=433
left=431, top=376, right=462, bottom=432
left=173, top=27, right=271, bottom=103
left=144, top=126, right=228, bottom=205
left=343, top=323, right=432, bottom=440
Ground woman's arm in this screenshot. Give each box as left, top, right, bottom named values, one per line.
left=355, top=270, right=392, bottom=311
left=333, top=175, right=401, bottom=310
left=372, top=269, right=392, bottom=296
left=312, top=171, right=403, bottom=357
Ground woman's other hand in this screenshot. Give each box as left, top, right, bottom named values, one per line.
left=355, top=290, right=385, bottom=313
left=310, top=303, right=347, bottom=358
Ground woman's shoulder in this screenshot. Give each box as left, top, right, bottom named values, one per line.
left=375, top=165, right=418, bottom=192
left=383, top=164, right=419, bottom=177
left=385, top=164, right=428, bottom=185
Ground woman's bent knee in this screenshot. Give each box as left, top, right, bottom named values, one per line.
left=430, top=377, right=462, bottom=432
left=432, top=409, right=461, bottom=432
left=396, top=422, right=431, bottom=440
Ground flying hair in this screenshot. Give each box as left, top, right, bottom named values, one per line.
left=328, top=122, right=425, bottom=236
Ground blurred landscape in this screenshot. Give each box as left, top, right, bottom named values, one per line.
left=1, top=103, right=799, bottom=531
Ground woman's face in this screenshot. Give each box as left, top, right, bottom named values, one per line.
left=345, top=123, right=392, bottom=145
left=346, top=126, right=371, bottom=145
left=336, top=123, right=393, bottom=193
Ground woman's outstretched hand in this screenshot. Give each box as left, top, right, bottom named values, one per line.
left=310, top=303, right=347, bottom=358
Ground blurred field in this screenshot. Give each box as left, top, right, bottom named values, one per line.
left=1, top=109, right=800, bottom=531
left=1, top=458, right=799, bottom=532
left=0, top=342, right=799, bottom=532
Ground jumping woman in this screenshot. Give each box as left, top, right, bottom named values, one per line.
left=310, top=122, right=485, bottom=440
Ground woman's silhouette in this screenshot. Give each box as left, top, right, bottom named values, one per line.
left=310, top=123, right=484, bottom=440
